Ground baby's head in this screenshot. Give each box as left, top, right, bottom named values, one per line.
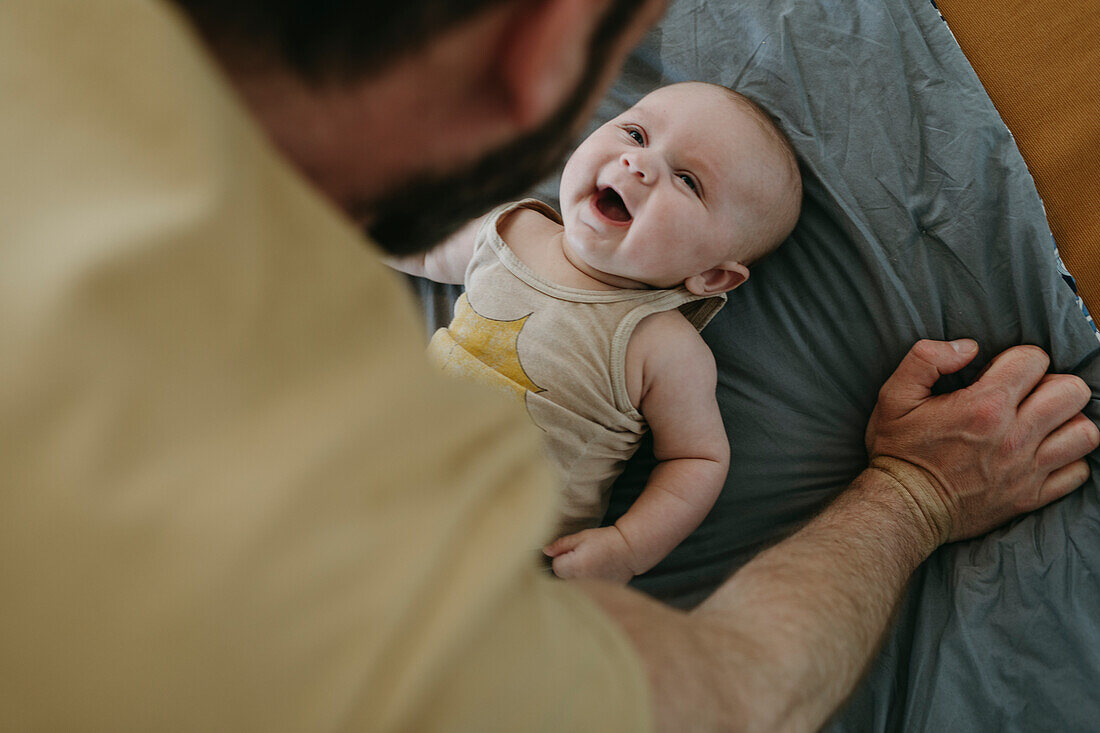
left=559, top=82, right=801, bottom=295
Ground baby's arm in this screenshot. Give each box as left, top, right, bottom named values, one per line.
left=383, top=214, right=487, bottom=284
left=545, top=312, right=729, bottom=582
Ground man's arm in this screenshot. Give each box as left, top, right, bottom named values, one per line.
left=577, top=339, right=1099, bottom=732
left=579, top=468, right=933, bottom=732
left=384, top=214, right=486, bottom=284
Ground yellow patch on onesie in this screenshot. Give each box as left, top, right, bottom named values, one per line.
left=427, top=294, right=544, bottom=401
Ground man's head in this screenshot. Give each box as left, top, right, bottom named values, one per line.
left=558, top=81, right=802, bottom=295
left=171, top=0, right=667, bottom=256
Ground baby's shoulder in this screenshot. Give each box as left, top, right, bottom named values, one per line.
left=496, top=203, right=562, bottom=249
left=624, top=309, right=714, bottom=407
left=633, top=308, right=704, bottom=341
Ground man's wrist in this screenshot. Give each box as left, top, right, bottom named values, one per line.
left=861, top=456, right=950, bottom=557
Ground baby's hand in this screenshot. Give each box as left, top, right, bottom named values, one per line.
left=543, top=526, right=638, bottom=584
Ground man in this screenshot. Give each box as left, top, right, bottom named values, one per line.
left=1, top=0, right=1095, bottom=730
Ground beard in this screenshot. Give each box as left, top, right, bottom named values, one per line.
left=363, top=98, right=582, bottom=256
left=363, top=0, right=642, bottom=257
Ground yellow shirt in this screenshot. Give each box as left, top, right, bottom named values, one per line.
left=0, top=0, right=651, bottom=730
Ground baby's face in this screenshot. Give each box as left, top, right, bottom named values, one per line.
left=559, top=82, right=788, bottom=291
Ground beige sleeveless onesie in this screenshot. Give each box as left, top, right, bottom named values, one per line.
left=428, top=199, right=726, bottom=536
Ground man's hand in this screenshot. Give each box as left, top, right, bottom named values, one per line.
left=866, top=339, right=1099, bottom=545
left=544, top=526, right=638, bottom=583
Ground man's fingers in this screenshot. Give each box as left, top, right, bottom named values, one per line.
left=1020, top=373, right=1094, bottom=437
left=1038, top=459, right=1093, bottom=508
left=1036, top=413, right=1100, bottom=469
left=879, top=339, right=979, bottom=410
left=974, top=345, right=1050, bottom=405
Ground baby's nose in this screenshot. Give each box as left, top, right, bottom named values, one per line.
left=620, top=152, right=653, bottom=182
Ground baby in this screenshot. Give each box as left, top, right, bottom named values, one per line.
left=391, top=82, right=801, bottom=583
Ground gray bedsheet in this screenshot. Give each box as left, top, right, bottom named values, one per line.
left=412, top=0, right=1100, bottom=728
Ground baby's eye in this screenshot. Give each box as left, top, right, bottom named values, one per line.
left=626, top=128, right=644, bottom=145
left=678, top=173, right=698, bottom=192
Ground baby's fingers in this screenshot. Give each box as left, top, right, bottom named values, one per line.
left=551, top=552, right=582, bottom=579
left=543, top=532, right=583, bottom=558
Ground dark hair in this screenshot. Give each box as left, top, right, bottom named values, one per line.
left=173, top=1, right=522, bottom=82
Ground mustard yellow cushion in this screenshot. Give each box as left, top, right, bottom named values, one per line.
left=936, top=0, right=1100, bottom=315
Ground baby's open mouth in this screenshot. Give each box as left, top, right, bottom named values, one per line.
left=595, top=187, right=631, bottom=223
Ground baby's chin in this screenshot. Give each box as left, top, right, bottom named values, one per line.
left=563, top=244, right=660, bottom=291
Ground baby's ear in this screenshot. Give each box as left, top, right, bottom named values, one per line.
left=684, top=262, right=749, bottom=296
